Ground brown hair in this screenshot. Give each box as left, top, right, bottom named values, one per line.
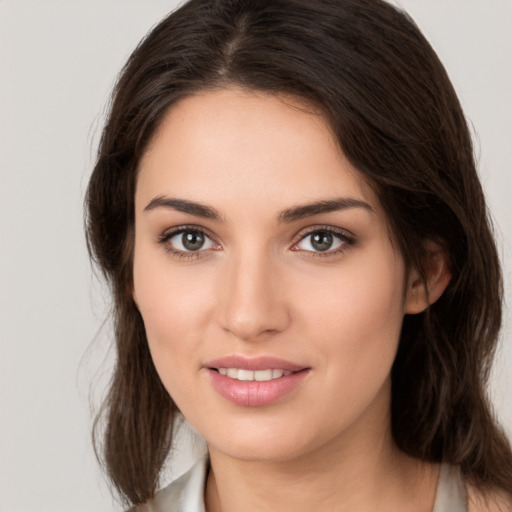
left=85, top=0, right=512, bottom=505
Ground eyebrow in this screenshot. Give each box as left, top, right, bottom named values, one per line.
left=144, top=196, right=224, bottom=222
left=277, top=197, right=374, bottom=223
left=144, top=196, right=373, bottom=223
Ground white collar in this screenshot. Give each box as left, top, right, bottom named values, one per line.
left=149, top=456, right=208, bottom=512
left=149, top=419, right=466, bottom=512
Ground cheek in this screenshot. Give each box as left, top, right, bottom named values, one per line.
left=132, top=249, right=217, bottom=387
left=295, top=248, right=406, bottom=381
left=133, top=236, right=216, bottom=324
left=135, top=282, right=211, bottom=411
left=286, top=255, right=405, bottom=437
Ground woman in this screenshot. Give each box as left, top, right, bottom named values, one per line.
left=85, top=0, right=512, bottom=510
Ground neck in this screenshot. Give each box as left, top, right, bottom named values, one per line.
left=205, top=386, right=439, bottom=512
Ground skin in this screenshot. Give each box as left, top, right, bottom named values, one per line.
left=133, top=88, right=451, bottom=512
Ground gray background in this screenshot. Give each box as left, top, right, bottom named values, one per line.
left=0, top=1, right=510, bottom=511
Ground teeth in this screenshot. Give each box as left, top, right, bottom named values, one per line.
left=255, top=369, right=273, bottom=381
left=238, top=369, right=254, bottom=381
left=217, top=368, right=294, bottom=381
left=227, top=368, right=238, bottom=378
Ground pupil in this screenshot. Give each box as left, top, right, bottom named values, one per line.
left=311, top=232, right=332, bottom=251
left=182, top=231, right=204, bottom=251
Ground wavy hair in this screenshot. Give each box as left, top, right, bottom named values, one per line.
left=85, top=0, right=512, bottom=505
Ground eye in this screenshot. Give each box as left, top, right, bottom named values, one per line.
left=159, top=227, right=218, bottom=254
left=292, top=228, right=354, bottom=254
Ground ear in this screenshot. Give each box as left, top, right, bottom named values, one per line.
left=404, top=242, right=452, bottom=315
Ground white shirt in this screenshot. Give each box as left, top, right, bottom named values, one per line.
left=141, top=457, right=467, bottom=512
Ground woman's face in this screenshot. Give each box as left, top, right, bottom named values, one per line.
left=133, top=88, right=417, bottom=462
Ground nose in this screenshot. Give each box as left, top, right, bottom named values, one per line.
left=217, top=251, right=291, bottom=342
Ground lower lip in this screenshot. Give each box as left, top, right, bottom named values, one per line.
left=206, top=369, right=310, bottom=407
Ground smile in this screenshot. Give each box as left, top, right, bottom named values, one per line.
left=204, top=356, right=310, bottom=407
left=216, top=368, right=294, bottom=381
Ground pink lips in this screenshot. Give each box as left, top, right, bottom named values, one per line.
left=204, top=355, right=310, bottom=407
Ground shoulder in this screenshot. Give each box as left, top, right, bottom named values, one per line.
left=123, top=456, right=208, bottom=512
left=467, top=484, right=512, bottom=512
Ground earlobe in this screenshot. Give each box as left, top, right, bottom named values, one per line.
left=405, top=242, right=452, bottom=315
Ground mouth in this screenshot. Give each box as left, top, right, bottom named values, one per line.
left=212, top=368, right=295, bottom=381
left=204, top=356, right=310, bottom=407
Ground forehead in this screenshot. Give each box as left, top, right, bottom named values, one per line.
left=136, top=88, right=380, bottom=215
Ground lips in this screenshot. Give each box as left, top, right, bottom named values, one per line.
left=217, top=368, right=293, bottom=381
left=204, top=355, right=310, bottom=407
left=205, top=355, right=306, bottom=372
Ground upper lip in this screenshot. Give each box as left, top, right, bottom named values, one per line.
left=204, top=355, right=308, bottom=372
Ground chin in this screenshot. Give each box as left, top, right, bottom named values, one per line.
left=200, top=413, right=332, bottom=464
left=210, top=435, right=309, bottom=463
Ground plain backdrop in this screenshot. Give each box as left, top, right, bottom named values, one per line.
left=0, top=1, right=511, bottom=511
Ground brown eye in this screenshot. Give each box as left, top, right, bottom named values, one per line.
left=163, top=229, right=217, bottom=253
left=295, top=230, right=346, bottom=253
left=311, top=232, right=334, bottom=251
left=181, top=231, right=205, bottom=251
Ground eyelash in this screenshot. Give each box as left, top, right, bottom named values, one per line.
left=157, top=225, right=356, bottom=260
left=157, top=225, right=219, bottom=261
left=292, top=226, right=356, bottom=258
